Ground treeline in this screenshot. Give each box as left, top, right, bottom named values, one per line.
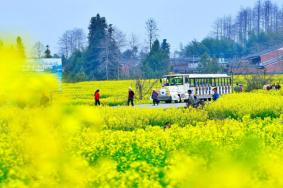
left=179, top=0, right=283, bottom=59
left=214, top=0, right=283, bottom=44
left=60, top=15, right=170, bottom=82
left=58, top=0, right=283, bottom=81
left=0, top=37, right=26, bottom=58
left=0, top=36, right=53, bottom=60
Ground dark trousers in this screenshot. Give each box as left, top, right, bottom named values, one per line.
left=153, top=99, right=159, bottom=106
left=95, top=100, right=100, bottom=106
left=128, top=99, right=134, bottom=106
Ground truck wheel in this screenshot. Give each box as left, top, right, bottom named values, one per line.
left=165, top=100, right=172, bottom=104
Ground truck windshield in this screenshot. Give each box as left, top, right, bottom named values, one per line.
left=166, top=76, right=183, bottom=86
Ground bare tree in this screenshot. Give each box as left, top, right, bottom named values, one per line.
left=210, top=0, right=283, bottom=49
left=246, top=8, right=254, bottom=38
left=278, top=7, right=283, bottom=34
left=145, top=18, right=158, bottom=51
left=31, top=41, right=45, bottom=58
left=272, top=4, right=279, bottom=33
left=112, top=26, right=127, bottom=49
left=112, top=26, right=126, bottom=79
left=58, top=28, right=86, bottom=58
left=128, top=33, right=140, bottom=58
left=213, top=17, right=233, bottom=40
left=129, top=33, right=139, bottom=49
left=254, top=0, right=263, bottom=35
left=237, top=8, right=249, bottom=44
left=135, top=79, right=159, bottom=100
left=98, top=24, right=122, bottom=80
left=224, top=16, right=233, bottom=40
left=72, top=28, right=86, bottom=51
left=263, top=0, right=272, bottom=32
left=213, top=18, right=222, bottom=39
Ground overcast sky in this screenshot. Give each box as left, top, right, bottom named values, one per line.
left=0, top=0, right=282, bottom=53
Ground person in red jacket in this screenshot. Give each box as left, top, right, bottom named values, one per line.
left=94, top=89, right=101, bottom=106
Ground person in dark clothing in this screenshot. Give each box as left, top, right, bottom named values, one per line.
left=128, top=87, right=135, bottom=106
left=239, top=84, right=243, bottom=92
left=212, top=88, right=219, bottom=101
left=234, top=83, right=241, bottom=93
left=151, top=89, right=159, bottom=106
left=94, top=89, right=101, bottom=106
left=186, top=90, right=195, bottom=107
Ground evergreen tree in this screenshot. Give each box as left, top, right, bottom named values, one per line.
left=16, top=36, right=25, bottom=58
left=63, top=14, right=123, bottom=81
left=44, top=45, right=52, bottom=58
left=180, top=38, right=245, bottom=59
left=201, top=38, right=244, bottom=58
left=161, top=39, right=170, bottom=57
left=160, top=39, right=171, bottom=73
left=180, top=40, right=208, bottom=57
left=142, top=39, right=170, bottom=78
left=85, top=14, right=108, bottom=80
left=63, top=51, right=86, bottom=82
left=151, top=40, right=160, bottom=54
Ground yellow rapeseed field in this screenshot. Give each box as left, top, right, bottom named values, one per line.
left=1, top=41, right=283, bottom=187
left=62, top=79, right=158, bottom=106
left=61, top=74, right=283, bottom=107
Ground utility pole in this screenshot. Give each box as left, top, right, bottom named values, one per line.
left=117, top=56, right=120, bottom=80
left=105, top=45, right=109, bottom=80
left=105, top=27, right=111, bottom=80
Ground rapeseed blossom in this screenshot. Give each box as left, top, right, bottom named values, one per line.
left=1, top=40, right=283, bottom=187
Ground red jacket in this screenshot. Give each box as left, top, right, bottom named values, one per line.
left=94, top=92, right=100, bottom=100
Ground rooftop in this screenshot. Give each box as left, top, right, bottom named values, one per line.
left=164, top=74, right=231, bottom=78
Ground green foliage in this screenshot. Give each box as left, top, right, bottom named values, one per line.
left=180, top=40, right=208, bottom=57
left=202, top=38, right=245, bottom=58
left=246, top=32, right=283, bottom=54
left=197, top=53, right=221, bottom=73
left=84, top=14, right=108, bottom=80
left=245, top=74, right=272, bottom=92
left=63, top=14, right=121, bottom=82
left=180, top=33, right=283, bottom=60
left=142, top=39, right=170, bottom=78
left=180, top=38, right=245, bottom=59
left=87, top=14, right=108, bottom=50
left=63, top=51, right=87, bottom=82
